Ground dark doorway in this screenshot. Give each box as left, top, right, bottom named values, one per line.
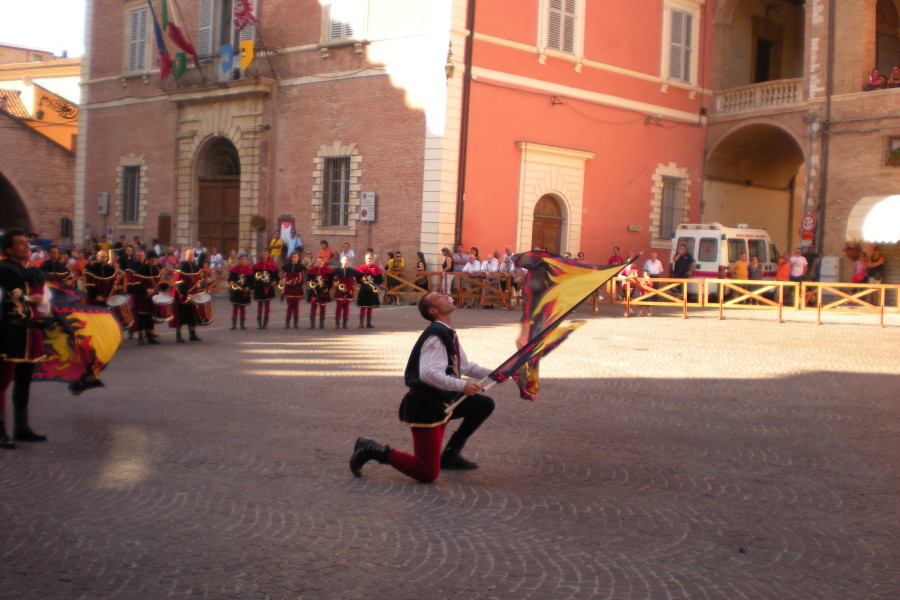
left=531, top=195, right=564, bottom=254
left=0, top=172, right=32, bottom=232
left=197, top=138, right=241, bottom=255
left=755, top=38, right=773, bottom=83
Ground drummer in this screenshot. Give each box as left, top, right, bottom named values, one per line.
left=227, top=254, right=254, bottom=330
left=134, top=251, right=162, bottom=345
left=84, top=250, right=118, bottom=306
left=124, top=248, right=145, bottom=341
left=171, top=248, right=203, bottom=343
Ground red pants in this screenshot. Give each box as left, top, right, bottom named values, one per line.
left=386, top=423, right=446, bottom=483
left=310, top=303, right=328, bottom=319
left=285, top=297, right=302, bottom=319
left=231, top=304, right=247, bottom=319
left=335, top=299, right=351, bottom=320
left=256, top=300, right=271, bottom=317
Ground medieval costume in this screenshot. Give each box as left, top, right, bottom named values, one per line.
left=84, top=261, right=118, bottom=306
left=134, top=257, right=162, bottom=344
left=171, top=260, right=203, bottom=342
left=228, top=262, right=254, bottom=330
left=252, top=257, right=279, bottom=329
left=331, top=265, right=359, bottom=329
left=280, top=261, right=307, bottom=329
left=306, top=263, right=334, bottom=329
left=355, top=262, right=383, bottom=329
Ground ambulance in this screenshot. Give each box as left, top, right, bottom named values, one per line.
left=670, top=223, right=781, bottom=297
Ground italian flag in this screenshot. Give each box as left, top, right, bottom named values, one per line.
left=161, top=0, right=201, bottom=68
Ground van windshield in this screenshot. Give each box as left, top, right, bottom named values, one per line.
left=697, top=238, right=717, bottom=263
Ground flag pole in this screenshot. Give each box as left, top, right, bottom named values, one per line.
left=444, top=377, right=496, bottom=414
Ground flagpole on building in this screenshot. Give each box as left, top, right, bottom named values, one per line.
left=171, top=0, right=207, bottom=85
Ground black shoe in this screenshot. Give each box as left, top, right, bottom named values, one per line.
left=137, top=334, right=145, bottom=345
left=349, top=437, right=391, bottom=477
left=13, top=426, right=47, bottom=443
left=189, top=330, right=202, bottom=341
left=176, top=330, right=185, bottom=343
left=146, top=335, right=161, bottom=345
left=0, top=425, right=15, bottom=449
left=440, top=449, right=478, bottom=470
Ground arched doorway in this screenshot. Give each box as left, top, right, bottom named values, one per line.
left=531, top=195, right=564, bottom=253
left=0, top=172, right=32, bottom=232
left=197, top=137, right=241, bottom=255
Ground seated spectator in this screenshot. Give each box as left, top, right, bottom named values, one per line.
left=887, top=66, right=900, bottom=88
left=864, top=68, right=886, bottom=91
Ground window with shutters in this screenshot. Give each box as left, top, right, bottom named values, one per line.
left=322, top=0, right=368, bottom=42
left=323, top=157, right=351, bottom=228
left=198, top=0, right=258, bottom=59
left=126, top=7, right=149, bottom=74
left=117, top=156, right=148, bottom=226
left=662, top=1, right=701, bottom=84
left=546, top=0, right=577, bottom=54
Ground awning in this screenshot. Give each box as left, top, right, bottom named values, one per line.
left=845, top=195, right=900, bottom=244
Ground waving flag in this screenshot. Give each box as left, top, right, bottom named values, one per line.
left=233, top=0, right=258, bottom=31
left=32, top=288, right=121, bottom=394
left=147, top=0, right=171, bottom=81
left=161, top=0, right=201, bottom=69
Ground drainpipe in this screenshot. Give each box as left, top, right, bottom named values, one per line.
left=816, top=0, right=836, bottom=254
left=454, top=0, right=476, bottom=246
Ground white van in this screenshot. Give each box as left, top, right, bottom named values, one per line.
left=670, top=223, right=780, bottom=296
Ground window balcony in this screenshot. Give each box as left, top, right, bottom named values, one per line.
left=712, top=78, right=806, bottom=116
left=158, top=52, right=276, bottom=103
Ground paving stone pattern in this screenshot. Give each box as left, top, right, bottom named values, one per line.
left=2, top=299, right=898, bottom=599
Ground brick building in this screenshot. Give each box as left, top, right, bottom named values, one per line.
left=0, top=46, right=79, bottom=241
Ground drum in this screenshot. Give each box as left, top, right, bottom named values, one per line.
left=106, top=294, right=134, bottom=330
left=191, top=292, right=213, bottom=326
left=151, top=293, right=174, bottom=323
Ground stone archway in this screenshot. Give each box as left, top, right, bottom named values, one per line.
left=704, top=123, right=805, bottom=252
left=531, top=194, right=564, bottom=254
left=197, top=137, right=241, bottom=255
left=0, top=171, right=32, bottom=232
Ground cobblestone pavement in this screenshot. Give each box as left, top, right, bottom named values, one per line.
left=2, top=298, right=898, bottom=600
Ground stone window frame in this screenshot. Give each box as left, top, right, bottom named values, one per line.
left=312, top=142, right=362, bottom=236
left=117, top=155, right=148, bottom=228
left=650, top=162, right=691, bottom=249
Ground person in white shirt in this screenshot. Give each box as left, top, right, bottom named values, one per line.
left=284, top=229, right=304, bottom=258
left=643, top=252, right=664, bottom=279
left=461, top=254, right=482, bottom=308
left=349, top=291, right=495, bottom=481
left=451, top=244, right=469, bottom=294
left=339, top=242, right=356, bottom=268
left=481, top=250, right=501, bottom=308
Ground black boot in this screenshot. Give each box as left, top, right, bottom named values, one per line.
left=359, top=315, right=365, bottom=329
left=319, top=316, right=325, bottom=329
left=13, top=395, right=46, bottom=443
left=342, top=318, right=348, bottom=329
left=349, top=437, right=392, bottom=477
left=335, top=319, right=341, bottom=329
left=293, top=316, right=299, bottom=329
left=137, top=332, right=145, bottom=345
left=231, top=318, right=237, bottom=330
left=285, top=317, right=291, bottom=329
left=189, top=328, right=201, bottom=342
left=146, top=332, right=161, bottom=345
left=263, top=316, right=269, bottom=329
left=440, top=432, right=478, bottom=469
left=310, top=317, right=316, bottom=329
left=366, top=315, right=374, bottom=329
left=257, top=316, right=263, bottom=329
left=0, top=420, right=15, bottom=449
left=240, top=318, right=246, bottom=330
left=176, top=329, right=185, bottom=343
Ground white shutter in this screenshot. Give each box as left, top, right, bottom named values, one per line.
left=668, top=8, right=693, bottom=82
left=238, top=0, right=258, bottom=45
left=198, top=0, right=214, bottom=56
left=128, top=9, right=148, bottom=73
left=547, top=0, right=575, bottom=53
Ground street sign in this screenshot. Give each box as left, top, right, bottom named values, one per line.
left=801, top=232, right=814, bottom=241
left=800, top=214, right=816, bottom=233
left=360, top=192, right=376, bottom=222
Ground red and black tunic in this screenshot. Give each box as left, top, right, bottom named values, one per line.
left=355, top=264, right=383, bottom=308
left=133, top=263, right=161, bottom=315
left=171, top=261, right=201, bottom=327
left=0, top=259, right=49, bottom=363
left=252, top=260, right=279, bottom=301
left=332, top=267, right=358, bottom=300
left=306, top=265, right=333, bottom=304
left=228, top=265, right=254, bottom=305
left=84, top=263, right=118, bottom=305
left=281, top=263, right=307, bottom=298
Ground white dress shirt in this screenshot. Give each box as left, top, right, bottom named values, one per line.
left=419, top=321, right=492, bottom=392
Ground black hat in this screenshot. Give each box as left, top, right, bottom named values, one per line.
left=146, top=250, right=159, bottom=259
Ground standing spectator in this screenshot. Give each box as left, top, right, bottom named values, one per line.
left=747, top=255, right=763, bottom=304
left=268, top=229, right=284, bottom=264
left=387, top=251, right=405, bottom=305
left=284, top=228, right=304, bottom=259
left=852, top=252, right=868, bottom=283
left=151, top=238, right=164, bottom=258
left=729, top=252, right=749, bottom=280
left=208, top=246, right=224, bottom=272
left=481, top=250, right=500, bottom=308
left=339, top=242, right=356, bottom=267
left=608, top=246, right=624, bottom=265
left=226, top=249, right=239, bottom=268
left=440, top=247, right=454, bottom=295
left=461, top=253, right=483, bottom=308
left=414, top=251, right=429, bottom=300
left=451, top=244, right=469, bottom=294
left=788, top=247, right=807, bottom=282
left=672, top=244, right=694, bottom=278
left=866, top=246, right=885, bottom=284
left=132, top=235, right=145, bottom=250
left=317, top=240, right=336, bottom=265
left=776, top=251, right=792, bottom=305
left=643, top=252, right=664, bottom=279
left=192, top=240, right=207, bottom=267
left=237, top=242, right=252, bottom=259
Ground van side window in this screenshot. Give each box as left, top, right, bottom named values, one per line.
left=697, top=238, right=717, bottom=262
left=769, top=243, right=779, bottom=262
left=748, top=239, right=767, bottom=262
left=727, top=239, right=746, bottom=262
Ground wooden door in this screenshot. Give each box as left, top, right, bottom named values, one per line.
left=531, top=195, right=563, bottom=254
left=198, top=180, right=240, bottom=254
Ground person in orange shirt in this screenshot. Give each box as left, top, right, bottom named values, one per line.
left=317, top=240, right=336, bottom=265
